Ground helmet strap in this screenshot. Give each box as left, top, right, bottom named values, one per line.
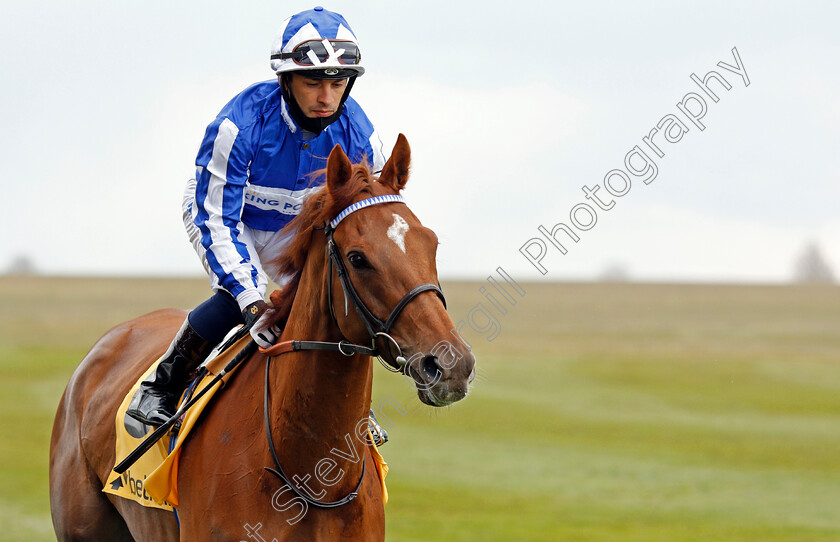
left=280, top=74, right=356, bottom=135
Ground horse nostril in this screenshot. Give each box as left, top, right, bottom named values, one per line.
left=420, top=355, right=442, bottom=380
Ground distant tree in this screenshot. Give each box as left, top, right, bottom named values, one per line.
left=599, top=262, right=630, bottom=282
left=793, top=243, right=835, bottom=284
left=5, top=254, right=37, bottom=276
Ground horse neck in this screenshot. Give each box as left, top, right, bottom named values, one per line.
left=269, top=234, right=373, bottom=484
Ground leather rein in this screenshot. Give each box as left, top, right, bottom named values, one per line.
left=259, top=194, right=447, bottom=509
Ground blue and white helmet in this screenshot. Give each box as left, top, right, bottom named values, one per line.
left=270, top=7, right=364, bottom=79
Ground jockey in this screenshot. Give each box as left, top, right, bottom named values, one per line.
left=128, top=7, right=387, bottom=434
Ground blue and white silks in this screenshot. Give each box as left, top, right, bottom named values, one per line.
left=189, top=80, right=385, bottom=309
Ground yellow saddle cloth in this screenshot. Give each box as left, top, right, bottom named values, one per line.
left=103, top=335, right=388, bottom=509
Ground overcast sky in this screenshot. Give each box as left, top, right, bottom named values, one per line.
left=2, top=1, right=837, bottom=283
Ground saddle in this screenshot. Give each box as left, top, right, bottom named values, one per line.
left=103, top=334, right=251, bottom=509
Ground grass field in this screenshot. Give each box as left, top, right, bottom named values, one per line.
left=1, top=277, right=839, bottom=541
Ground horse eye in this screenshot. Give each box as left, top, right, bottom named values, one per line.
left=347, top=252, right=370, bottom=270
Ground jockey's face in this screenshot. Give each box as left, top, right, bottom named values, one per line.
left=283, top=74, right=348, bottom=119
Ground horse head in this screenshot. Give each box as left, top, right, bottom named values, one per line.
left=325, top=135, right=475, bottom=406
left=272, top=134, right=476, bottom=406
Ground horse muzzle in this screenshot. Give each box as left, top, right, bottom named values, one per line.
left=403, top=349, right=476, bottom=407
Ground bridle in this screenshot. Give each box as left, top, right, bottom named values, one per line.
left=262, top=194, right=447, bottom=509
left=325, top=194, right=446, bottom=371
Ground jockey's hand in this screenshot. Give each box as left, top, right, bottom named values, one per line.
left=251, top=319, right=282, bottom=349
left=242, top=300, right=268, bottom=327
left=243, top=300, right=281, bottom=348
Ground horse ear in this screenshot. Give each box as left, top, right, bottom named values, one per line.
left=326, top=144, right=353, bottom=192
left=379, top=133, right=411, bottom=192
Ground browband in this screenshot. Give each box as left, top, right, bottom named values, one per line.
left=329, top=195, right=404, bottom=230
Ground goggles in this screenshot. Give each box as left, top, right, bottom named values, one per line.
left=271, top=39, right=361, bottom=67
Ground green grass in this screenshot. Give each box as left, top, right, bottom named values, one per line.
left=0, top=276, right=211, bottom=540
left=2, top=277, right=839, bottom=540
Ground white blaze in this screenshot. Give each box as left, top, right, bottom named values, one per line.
left=387, top=213, right=410, bottom=253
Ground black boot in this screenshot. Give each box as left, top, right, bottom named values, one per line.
left=126, top=319, right=213, bottom=426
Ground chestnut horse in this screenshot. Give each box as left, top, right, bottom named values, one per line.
left=50, top=134, right=475, bottom=541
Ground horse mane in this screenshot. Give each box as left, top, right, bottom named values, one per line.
left=266, top=160, right=378, bottom=326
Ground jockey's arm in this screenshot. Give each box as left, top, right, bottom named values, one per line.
left=193, top=116, right=263, bottom=311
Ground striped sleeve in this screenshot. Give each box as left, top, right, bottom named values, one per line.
left=194, top=117, right=262, bottom=309
left=343, top=98, right=386, bottom=173
left=368, top=128, right=386, bottom=173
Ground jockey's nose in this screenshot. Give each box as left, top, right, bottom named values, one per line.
left=317, top=83, right=334, bottom=105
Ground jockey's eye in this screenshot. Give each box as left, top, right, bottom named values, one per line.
left=347, top=251, right=370, bottom=270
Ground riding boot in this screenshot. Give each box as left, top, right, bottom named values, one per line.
left=126, top=319, right=214, bottom=426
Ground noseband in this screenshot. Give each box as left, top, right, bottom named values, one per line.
left=325, top=194, right=446, bottom=371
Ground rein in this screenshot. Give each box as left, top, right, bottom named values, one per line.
left=260, top=339, right=373, bottom=508
left=259, top=194, right=447, bottom=509
left=263, top=355, right=366, bottom=508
